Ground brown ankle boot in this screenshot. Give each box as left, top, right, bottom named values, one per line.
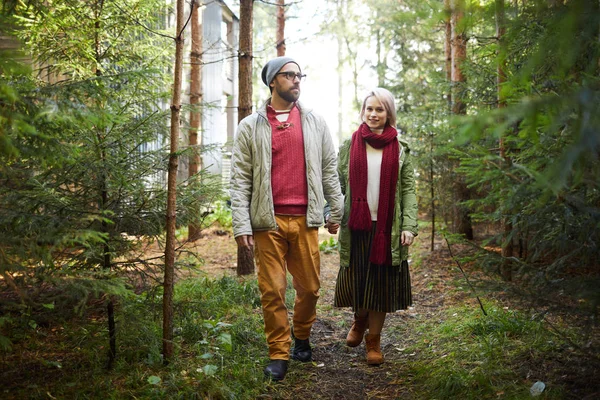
left=365, top=333, right=384, bottom=365
left=346, top=314, right=369, bottom=347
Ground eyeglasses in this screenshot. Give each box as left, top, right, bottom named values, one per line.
left=276, top=72, right=306, bottom=82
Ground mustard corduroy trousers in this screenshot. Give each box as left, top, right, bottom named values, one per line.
left=253, top=215, right=320, bottom=360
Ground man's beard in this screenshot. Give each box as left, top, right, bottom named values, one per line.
left=276, top=85, right=300, bottom=103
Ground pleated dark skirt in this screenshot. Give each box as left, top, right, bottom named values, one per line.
left=334, top=225, right=412, bottom=313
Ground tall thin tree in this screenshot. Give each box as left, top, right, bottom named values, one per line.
left=336, top=0, right=345, bottom=142
left=188, top=0, right=203, bottom=242
left=429, top=131, right=436, bottom=252
left=238, top=0, right=253, bottom=122
left=450, top=0, right=473, bottom=240
left=276, top=0, right=286, bottom=56
left=496, top=0, right=513, bottom=280
left=444, top=0, right=452, bottom=111
left=163, top=0, right=185, bottom=363
left=90, top=0, right=117, bottom=369
left=236, top=0, right=255, bottom=276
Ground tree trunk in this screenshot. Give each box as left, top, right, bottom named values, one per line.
left=430, top=132, right=436, bottom=252
left=238, top=0, right=253, bottom=122
left=451, top=0, right=473, bottom=240
left=444, top=0, right=452, bottom=110
left=237, top=0, right=255, bottom=276
left=337, top=29, right=343, bottom=143
left=276, top=0, right=286, bottom=56
left=496, top=0, right=513, bottom=280
left=93, top=3, right=117, bottom=369
left=237, top=246, right=255, bottom=276
left=336, top=0, right=345, bottom=143
left=345, top=36, right=360, bottom=112
left=188, top=1, right=203, bottom=242
left=451, top=0, right=467, bottom=116
left=163, top=0, right=185, bottom=364
left=374, top=7, right=385, bottom=88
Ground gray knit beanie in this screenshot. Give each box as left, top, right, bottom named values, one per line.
left=261, top=56, right=300, bottom=86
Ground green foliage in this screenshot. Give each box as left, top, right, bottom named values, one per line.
left=1, top=0, right=172, bottom=295
left=2, top=275, right=267, bottom=399
left=369, top=0, right=600, bottom=322
left=452, top=0, right=600, bottom=280
left=0, top=0, right=224, bottom=313
left=13, top=0, right=173, bottom=80
left=399, top=305, right=566, bottom=399
left=201, top=200, right=233, bottom=230
left=319, top=236, right=338, bottom=254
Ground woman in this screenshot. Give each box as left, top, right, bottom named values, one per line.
left=332, top=88, right=418, bottom=365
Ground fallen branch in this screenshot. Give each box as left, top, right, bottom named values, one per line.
left=443, top=234, right=488, bottom=316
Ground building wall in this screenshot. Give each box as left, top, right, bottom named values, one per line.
left=201, top=1, right=238, bottom=181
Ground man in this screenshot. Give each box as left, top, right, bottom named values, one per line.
left=230, top=56, right=343, bottom=381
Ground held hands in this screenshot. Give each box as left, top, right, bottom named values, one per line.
left=235, top=234, right=254, bottom=248
left=325, top=221, right=339, bottom=234
left=324, top=218, right=340, bottom=234
left=401, top=231, right=414, bottom=246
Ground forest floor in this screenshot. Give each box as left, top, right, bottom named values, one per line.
left=263, top=227, right=459, bottom=399
left=178, top=224, right=599, bottom=399
left=2, top=224, right=598, bottom=399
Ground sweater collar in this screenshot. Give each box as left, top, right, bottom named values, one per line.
left=258, top=98, right=311, bottom=119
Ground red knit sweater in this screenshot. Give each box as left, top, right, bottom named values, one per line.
left=267, top=104, right=308, bottom=215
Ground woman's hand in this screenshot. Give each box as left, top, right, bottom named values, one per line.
left=325, top=220, right=339, bottom=234
left=401, top=231, right=414, bottom=246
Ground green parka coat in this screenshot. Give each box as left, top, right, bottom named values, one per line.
left=337, top=135, right=418, bottom=268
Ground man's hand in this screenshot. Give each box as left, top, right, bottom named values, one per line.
left=324, top=221, right=340, bottom=234
left=235, top=235, right=254, bottom=248
left=401, top=231, right=414, bottom=246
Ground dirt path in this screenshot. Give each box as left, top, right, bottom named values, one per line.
left=187, top=226, right=484, bottom=399
left=254, top=228, right=467, bottom=399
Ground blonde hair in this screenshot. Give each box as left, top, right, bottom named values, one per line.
left=359, top=88, right=397, bottom=128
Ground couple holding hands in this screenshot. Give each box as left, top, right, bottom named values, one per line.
left=230, top=56, right=418, bottom=381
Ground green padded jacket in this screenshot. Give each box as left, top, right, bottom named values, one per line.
left=337, top=135, right=418, bottom=267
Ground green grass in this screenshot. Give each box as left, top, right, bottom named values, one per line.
left=2, top=276, right=268, bottom=400
left=389, top=304, right=567, bottom=400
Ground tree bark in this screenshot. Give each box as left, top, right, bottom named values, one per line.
left=451, top=0, right=473, bottom=240
left=374, top=6, right=385, bottom=87
left=188, top=1, right=203, bottom=242
left=430, top=132, right=436, bottom=252
left=93, top=1, right=117, bottom=369
left=451, top=0, right=467, bottom=116
left=237, top=246, right=255, bottom=276
left=336, top=0, right=345, bottom=143
left=163, top=0, right=185, bottom=364
left=444, top=0, right=452, bottom=110
left=276, top=0, right=286, bottom=56
left=496, top=0, right=513, bottom=281
left=238, top=0, right=254, bottom=122
left=237, top=0, right=255, bottom=276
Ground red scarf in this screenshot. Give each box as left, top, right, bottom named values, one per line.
left=348, top=122, right=399, bottom=266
